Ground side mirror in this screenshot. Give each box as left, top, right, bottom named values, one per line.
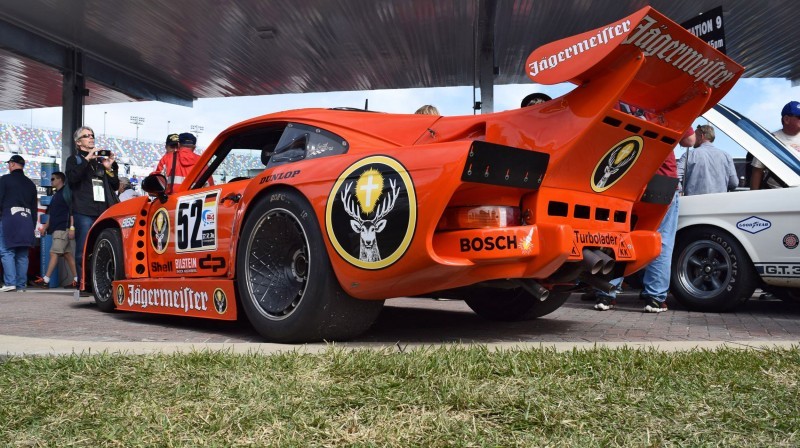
left=142, top=174, right=168, bottom=203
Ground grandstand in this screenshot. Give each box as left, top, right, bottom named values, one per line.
left=0, top=121, right=203, bottom=182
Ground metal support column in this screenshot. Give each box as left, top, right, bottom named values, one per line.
left=61, top=48, right=86, bottom=170
left=476, top=0, right=497, bottom=114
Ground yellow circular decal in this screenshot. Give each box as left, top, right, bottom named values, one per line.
left=213, top=288, right=227, bottom=314
left=116, top=284, right=125, bottom=306
left=150, top=207, right=170, bottom=254
left=325, top=156, right=417, bottom=270
left=590, top=136, right=643, bottom=192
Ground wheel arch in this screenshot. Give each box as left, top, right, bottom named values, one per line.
left=676, top=219, right=761, bottom=266
left=83, top=218, right=122, bottom=291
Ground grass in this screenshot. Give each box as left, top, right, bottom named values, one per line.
left=1, top=346, right=799, bottom=447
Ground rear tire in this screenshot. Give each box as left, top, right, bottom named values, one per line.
left=237, top=189, right=384, bottom=342
left=91, top=228, right=124, bottom=312
left=465, top=287, right=570, bottom=321
left=671, top=227, right=756, bottom=312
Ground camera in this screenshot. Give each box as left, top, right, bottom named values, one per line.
left=96, top=149, right=111, bottom=157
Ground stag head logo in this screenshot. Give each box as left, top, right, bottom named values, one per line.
left=341, top=169, right=399, bottom=262
left=150, top=208, right=170, bottom=254
left=326, top=156, right=417, bottom=270
left=591, top=136, right=643, bottom=192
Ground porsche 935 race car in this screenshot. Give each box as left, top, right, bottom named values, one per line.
left=82, top=6, right=742, bottom=342
left=672, top=104, right=800, bottom=311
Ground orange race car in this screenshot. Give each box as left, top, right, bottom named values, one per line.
left=82, top=7, right=742, bottom=342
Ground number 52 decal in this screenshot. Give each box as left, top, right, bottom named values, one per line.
left=176, top=190, right=220, bottom=253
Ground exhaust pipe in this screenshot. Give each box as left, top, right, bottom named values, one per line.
left=581, top=248, right=605, bottom=275
left=593, top=250, right=615, bottom=275
left=514, top=279, right=550, bottom=301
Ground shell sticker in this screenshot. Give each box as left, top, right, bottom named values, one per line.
left=326, top=155, right=417, bottom=270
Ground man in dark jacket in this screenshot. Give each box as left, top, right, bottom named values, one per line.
left=66, top=126, right=119, bottom=284
left=0, top=155, right=38, bottom=292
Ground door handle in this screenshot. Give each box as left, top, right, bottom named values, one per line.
left=221, top=193, right=242, bottom=204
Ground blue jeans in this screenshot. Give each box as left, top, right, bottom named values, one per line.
left=597, top=192, right=680, bottom=303
left=0, top=224, right=30, bottom=289
left=73, top=213, right=98, bottom=283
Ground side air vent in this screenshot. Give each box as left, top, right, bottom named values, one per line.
left=661, top=136, right=676, bottom=145
left=643, top=130, right=658, bottom=139
left=548, top=201, right=569, bottom=217
left=602, top=116, right=622, bottom=127
left=624, top=123, right=641, bottom=133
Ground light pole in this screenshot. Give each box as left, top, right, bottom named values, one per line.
left=167, top=120, right=171, bottom=134
left=104, top=111, right=107, bottom=138
left=130, top=116, right=145, bottom=142
left=190, top=124, right=204, bottom=136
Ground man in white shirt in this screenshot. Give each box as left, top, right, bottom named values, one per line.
left=750, top=101, right=800, bottom=189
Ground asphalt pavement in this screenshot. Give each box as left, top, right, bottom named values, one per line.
left=1, top=288, right=798, bottom=355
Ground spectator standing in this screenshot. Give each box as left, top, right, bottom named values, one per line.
left=66, top=126, right=119, bottom=284
left=153, top=133, right=180, bottom=182
left=152, top=132, right=203, bottom=193
left=589, top=128, right=693, bottom=312
left=33, top=171, right=78, bottom=288
left=117, top=177, right=140, bottom=201
left=415, top=105, right=440, bottom=115
left=677, top=124, right=738, bottom=196
left=0, top=155, right=37, bottom=292
left=750, top=100, right=800, bottom=189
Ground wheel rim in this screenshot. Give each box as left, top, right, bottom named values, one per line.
left=244, top=208, right=310, bottom=320
left=676, top=239, right=733, bottom=300
left=93, top=239, right=116, bottom=302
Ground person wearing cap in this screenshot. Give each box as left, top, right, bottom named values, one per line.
left=750, top=100, right=800, bottom=189
left=117, top=176, right=140, bottom=201
left=33, top=171, right=78, bottom=289
left=677, top=124, right=738, bottom=196
left=0, top=154, right=37, bottom=292
left=153, top=133, right=180, bottom=181
left=152, top=132, right=210, bottom=194
left=66, top=125, right=119, bottom=285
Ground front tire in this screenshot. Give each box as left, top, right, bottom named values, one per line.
left=91, top=228, right=124, bottom=312
left=671, top=227, right=756, bottom=312
left=465, top=287, right=570, bottom=321
left=237, top=189, right=384, bottom=342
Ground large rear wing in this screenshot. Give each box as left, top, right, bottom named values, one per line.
left=525, top=7, right=743, bottom=131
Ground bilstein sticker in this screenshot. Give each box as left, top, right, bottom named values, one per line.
left=591, top=136, right=643, bottom=192
left=326, top=155, right=417, bottom=270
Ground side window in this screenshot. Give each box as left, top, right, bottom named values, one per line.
left=192, top=124, right=286, bottom=187
left=266, top=123, right=348, bottom=168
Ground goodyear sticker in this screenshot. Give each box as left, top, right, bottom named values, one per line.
left=591, top=136, right=643, bottom=192
left=326, top=155, right=417, bottom=270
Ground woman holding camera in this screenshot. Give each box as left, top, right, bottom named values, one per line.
left=66, top=125, right=119, bottom=285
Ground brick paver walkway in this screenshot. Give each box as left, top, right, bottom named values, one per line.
left=2, top=289, right=799, bottom=345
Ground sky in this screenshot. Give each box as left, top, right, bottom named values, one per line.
left=0, top=77, right=797, bottom=154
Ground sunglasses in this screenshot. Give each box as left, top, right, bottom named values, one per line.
left=80, top=134, right=95, bottom=139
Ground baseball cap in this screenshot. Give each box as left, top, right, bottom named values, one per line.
left=781, top=101, right=800, bottom=117
left=6, top=154, right=25, bottom=166
left=165, top=133, right=180, bottom=146
left=178, top=133, right=197, bottom=145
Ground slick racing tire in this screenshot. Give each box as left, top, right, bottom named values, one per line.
left=91, top=228, right=125, bottom=312
left=237, top=189, right=384, bottom=343
left=671, top=227, right=757, bottom=312
left=465, top=287, right=570, bottom=321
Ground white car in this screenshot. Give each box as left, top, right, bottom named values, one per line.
left=672, top=104, right=800, bottom=311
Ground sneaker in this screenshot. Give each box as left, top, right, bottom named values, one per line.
left=594, top=296, right=616, bottom=311
left=644, top=298, right=668, bottom=313
left=33, top=277, right=50, bottom=289
left=0, top=285, right=15, bottom=292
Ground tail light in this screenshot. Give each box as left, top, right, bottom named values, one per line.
left=438, top=206, right=521, bottom=230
